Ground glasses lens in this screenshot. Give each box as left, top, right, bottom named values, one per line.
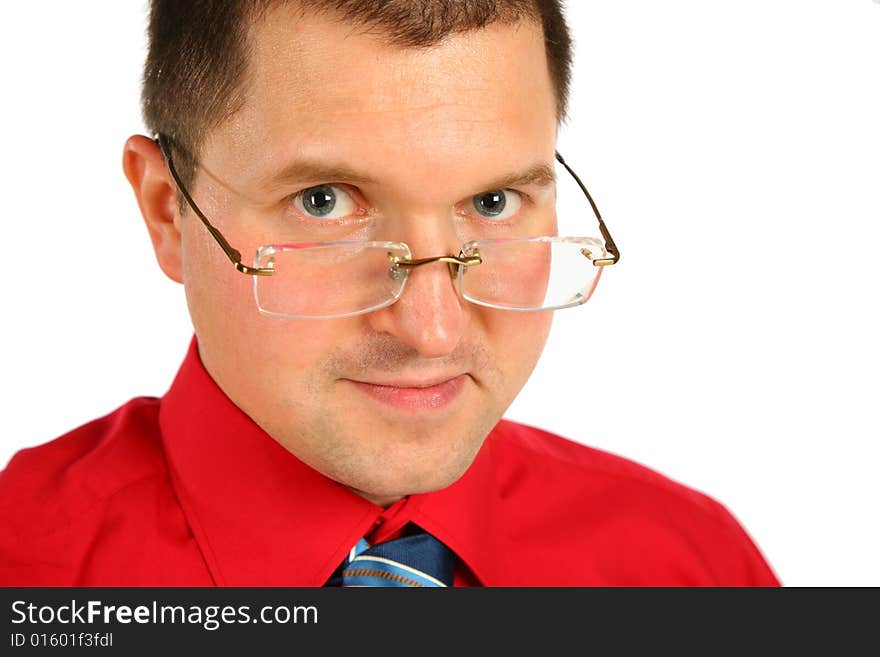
left=252, top=242, right=411, bottom=318
left=460, top=237, right=606, bottom=311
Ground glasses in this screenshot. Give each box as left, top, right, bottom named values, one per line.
left=156, top=134, right=620, bottom=319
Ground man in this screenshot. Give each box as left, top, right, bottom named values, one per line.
left=0, top=0, right=779, bottom=586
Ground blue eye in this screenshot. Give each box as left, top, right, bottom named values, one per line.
left=294, top=184, right=358, bottom=219
left=472, top=190, right=522, bottom=220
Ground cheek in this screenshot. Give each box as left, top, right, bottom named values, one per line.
left=180, top=220, right=253, bottom=355
left=180, top=217, right=350, bottom=392
left=479, top=308, right=552, bottom=392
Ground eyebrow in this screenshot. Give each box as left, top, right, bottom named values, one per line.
left=261, top=159, right=556, bottom=192
left=487, top=162, right=556, bottom=190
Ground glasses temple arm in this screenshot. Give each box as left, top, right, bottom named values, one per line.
left=554, top=152, right=620, bottom=267
left=155, top=135, right=273, bottom=276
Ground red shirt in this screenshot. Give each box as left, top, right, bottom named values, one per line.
left=0, top=337, right=780, bottom=586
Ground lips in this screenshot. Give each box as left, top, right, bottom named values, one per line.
left=347, top=374, right=469, bottom=411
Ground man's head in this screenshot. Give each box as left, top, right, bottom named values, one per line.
left=123, top=0, right=572, bottom=506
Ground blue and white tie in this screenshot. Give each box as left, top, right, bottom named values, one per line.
left=327, top=529, right=455, bottom=587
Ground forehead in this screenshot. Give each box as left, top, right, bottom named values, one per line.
left=205, top=6, right=557, bottom=199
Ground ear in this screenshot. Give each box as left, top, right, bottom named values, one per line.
left=122, top=134, right=184, bottom=283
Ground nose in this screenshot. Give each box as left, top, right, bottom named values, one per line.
left=365, top=256, right=468, bottom=359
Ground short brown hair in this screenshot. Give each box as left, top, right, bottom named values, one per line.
left=142, top=0, right=573, bottom=188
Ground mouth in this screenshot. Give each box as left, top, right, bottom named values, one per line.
left=345, top=374, right=469, bottom=412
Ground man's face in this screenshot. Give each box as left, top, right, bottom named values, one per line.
left=181, top=7, right=558, bottom=505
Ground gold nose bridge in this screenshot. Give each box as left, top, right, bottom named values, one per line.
left=388, top=252, right=483, bottom=279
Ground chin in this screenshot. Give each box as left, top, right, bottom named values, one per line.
left=353, top=477, right=455, bottom=508
left=348, top=447, right=478, bottom=505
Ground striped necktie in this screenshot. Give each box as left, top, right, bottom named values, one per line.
left=326, top=529, right=455, bottom=587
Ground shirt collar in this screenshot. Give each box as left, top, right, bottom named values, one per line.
left=158, top=335, right=507, bottom=586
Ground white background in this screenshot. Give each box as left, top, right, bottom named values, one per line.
left=1, top=1, right=878, bottom=586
